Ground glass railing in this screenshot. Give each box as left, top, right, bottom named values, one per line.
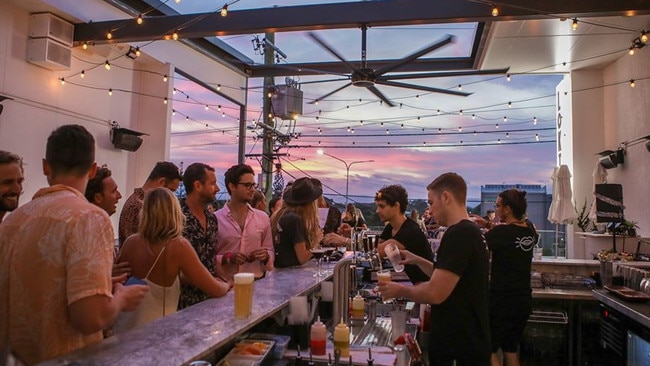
left=537, top=229, right=566, bottom=258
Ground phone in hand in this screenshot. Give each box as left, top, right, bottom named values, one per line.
left=124, top=277, right=147, bottom=286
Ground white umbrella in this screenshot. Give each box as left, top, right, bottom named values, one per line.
left=548, top=164, right=578, bottom=224
left=548, top=165, right=578, bottom=258
left=588, top=162, right=608, bottom=221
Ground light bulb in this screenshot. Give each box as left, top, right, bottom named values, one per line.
left=458, top=84, right=462, bottom=90
left=82, top=42, right=88, bottom=50
left=472, top=114, right=476, bottom=119
left=172, top=110, right=176, bottom=116
left=106, top=32, right=112, bottom=40
left=172, top=31, right=178, bottom=41
left=630, top=79, right=636, bottom=88
left=175, top=0, right=180, bottom=3
left=491, top=6, right=498, bottom=17
left=571, top=18, right=578, bottom=31
left=104, top=60, right=111, bottom=70
left=503, top=116, right=507, bottom=122
left=533, top=117, right=537, bottom=125
left=629, top=46, right=636, bottom=56
left=80, top=70, right=85, bottom=78
left=496, top=124, right=499, bottom=129
left=60, top=78, right=65, bottom=85
left=205, top=105, right=209, bottom=111
left=508, top=101, right=512, bottom=108
left=314, top=100, right=319, bottom=105
left=221, top=4, right=228, bottom=17
left=136, top=15, right=143, bottom=25
left=459, top=110, right=463, bottom=115
left=163, top=75, right=168, bottom=82
left=218, top=105, right=222, bottom=111
left=217, top=84, right=221, bottom=91
left=163, top=98, right=168, bottom=104
left=135, top=47, right=141, bottom=57
left=108, top=88, right=113, bottom=96
left=641, top=31, right=648, bottom=43
left=535, top=134, right=540, bottom=141
left=506, top=73, right=511, bottom=81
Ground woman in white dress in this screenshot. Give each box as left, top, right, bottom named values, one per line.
left=114, top=188, right=230, bottom=333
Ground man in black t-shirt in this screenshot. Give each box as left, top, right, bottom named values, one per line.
left=378, top=173, right=491, bottom=366
left=375, top=185, right=433, bottom=284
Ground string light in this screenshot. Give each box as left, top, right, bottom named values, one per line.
left=172, top=31, right=179, bottom=41
left=59, top=78, right=65, bottom=85
left=641, top=31, right=649, bottom=43
left=629, top=46, right=636, bottom=56
left=218, top=105, right=222, bottom=111
left=82, top=42, right=88, bottom=50
left=400, top=124, right=404, bottom=129
left=163, top=97, right=168, bottom=105
left=136, top=14, right=143, bottom=25
left=80, top=70, right=85, bottom=78
left=163, top=75, right=168, bottom=82
left=506, top=73, right=511, bottom=81
left=104, top=60, right=111, bottom=70
left=458, top=126, right=462, bottom=132
left=205, top=105, right=209, bottom=111
left=535, top=134, right=540, bottom=141
left=495, top=124, right=499, bottom=129
left=572, top=18, right=579, bottom=31
left=471, top=114, right=476, bottom=119
left=135, top=47, right=141, bottom=57
left=217, top=84, right=221, bottom=91
left=220, top=4, right=228, bottom=17
left=503, top=116, right=508, bottom=122
left=459, top=110, right=463, bottom=115
left=172, top=109, right=176, bottom=116
left=108, top=88, right=113, bottom=96
left=458, top=84, right=462, bottom=90
left=386, top=129, right=389, bottom=134
left=314, top=100, right=319, bottom=105
left=508, top=101, right=512, bottom=108
left=533, top=117, right=537, bottom=125
left=630, top=79, right=636, bottom=88
left=173, top=88, right=177, bottom=95
left=106, top=31, right=112, bottom=40
left=506, top=132, right=510, bottom=138
left=491, top=5, right=499, bottom=17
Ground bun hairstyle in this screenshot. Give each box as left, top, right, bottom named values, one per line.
left=498, top=189, right=528, bottom=220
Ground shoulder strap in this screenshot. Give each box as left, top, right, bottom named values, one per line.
left=145, top=245, right=167, bottom=279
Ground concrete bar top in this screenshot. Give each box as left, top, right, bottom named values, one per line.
left=593, top=289, right=650, bottom=329
left=40, top=263, right=328, bottom=366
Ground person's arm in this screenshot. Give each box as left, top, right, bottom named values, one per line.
left=400, top=249, right=434, bottom=276
left=294, top=241, right=313, bottom=265
left=179, top=238, right=230, bottom=297
left=377, top=238, right=404, bottom=257
left=68, top=285, right=148, bottom=334
left=378, top=267, right=459, bottom=305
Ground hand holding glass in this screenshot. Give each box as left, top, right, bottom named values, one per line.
left=384, top=243, right=405, bottom=272
left=377, top=269, right=393, bottom=301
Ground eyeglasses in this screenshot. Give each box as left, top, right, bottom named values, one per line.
left=237, top=182, right=258, bottom=190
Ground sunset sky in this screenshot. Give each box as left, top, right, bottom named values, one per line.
left=167, top=1, right=563, bottom=204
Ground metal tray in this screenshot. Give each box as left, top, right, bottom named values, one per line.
left=604, top=285, right=650, bottom=303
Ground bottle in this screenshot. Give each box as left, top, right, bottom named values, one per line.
left=333, top=319, right=350, bottom=358
left=310, top=316, right=327, bottom=356
left=352, top=292, right=365, bottom=319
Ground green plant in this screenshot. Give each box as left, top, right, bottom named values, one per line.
left=575, top=199, right=592, bottom=232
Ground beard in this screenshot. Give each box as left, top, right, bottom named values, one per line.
left=0, top=194, right=20, bottom=212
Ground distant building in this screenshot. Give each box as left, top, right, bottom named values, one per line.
left=479, top=184, right=555, bottom=232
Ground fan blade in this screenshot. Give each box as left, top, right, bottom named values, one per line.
left=377, top=68, right=511, bottom=81
left=374, top=35, right=454, bottom=76
left=366, top=86, right=395, bottom=107
left=307, top=82, right=353, bottom=104
left=308, top=32, right=359, bottom=73
left=298, top=77, right=351, bottom=86
left=375, top=80, right=471, bottom=97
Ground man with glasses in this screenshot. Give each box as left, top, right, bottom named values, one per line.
left=214, top=164, right=273, bottom=281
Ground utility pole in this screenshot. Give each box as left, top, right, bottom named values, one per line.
left=261, top=32, right=275, bottom=202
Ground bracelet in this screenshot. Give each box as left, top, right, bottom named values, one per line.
left=224, top=252, right=231, bottom=264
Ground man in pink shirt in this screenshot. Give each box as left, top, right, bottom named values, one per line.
left=215, top=164, right=273, bottom=280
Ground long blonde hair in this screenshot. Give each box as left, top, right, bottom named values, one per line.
left=139, top=188, right=185, bottom=243
left=271, top=199, right=320, bottom=250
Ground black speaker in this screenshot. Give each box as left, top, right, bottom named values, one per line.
left=597, top=148, right=624, bottom=169
left=111, top=128, right=145, bottom=152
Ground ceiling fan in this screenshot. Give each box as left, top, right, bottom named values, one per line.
left=307, top=25, right=508, bottom=107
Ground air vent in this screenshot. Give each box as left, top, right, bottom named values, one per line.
left=29, top=13, right=73, bottom=46
left=27, top=38, right=72, bottom=71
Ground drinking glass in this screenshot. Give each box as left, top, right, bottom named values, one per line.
left=310, top=248, right=326, bottom=277
left=385, top=243, right=404, bottom=272
left=377, top=269, right=393, bottom=301
left=234, top=273, right=255, bottom=319
left=323, top=247, right=335, bottom=274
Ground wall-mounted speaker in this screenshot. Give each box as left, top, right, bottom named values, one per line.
left=111, top=128, right=146, bottom=152
left=29, top=13, right=74, bottom=47
left=597, top=148, right=625, bottom=169
left=27, top=38, right=71, bottom=71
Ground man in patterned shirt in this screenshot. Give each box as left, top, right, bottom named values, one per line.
left=178, top=162, right=230, bottom=309
left=118, top=161, right=181, bottom=247
left=0, top=125, right=148, bottom=364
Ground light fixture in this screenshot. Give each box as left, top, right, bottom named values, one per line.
left=641, top=30, right=648, bottom=43
left=59, top=77, right=65, bottom=85
left=104, top=60, right=111, bottom=70
left=106, top=31, right=112, bottom=40
left=491, top=5, right=499, bottom=17
left=533, top=117, right=537, bottom=125
left=535, top=134, right=540, bottom=141
left=82, top=42, right=88, bottom=50
left=172, top=31, right=179, bottom=41
left=136, top=14, right=143, bottom=25
left=630, top=79, right=636, bottom=88
left=108, top=88, right=113, bottom=96
left=506, top=73, right=511, bottom=81
left=507, top=101, right=512, bottom=108
left=597, top=149, right=625, bottom=169
left=221, top=4, right=228, bottom=17
left=163, top=75, right=168, bottom=82
left=135, top=47, right=141, bottom=57
left=80, top=70, right=85, bottom=78
left=572, top=18, right=579, bottom=31
left=217, top=84, right=221, bottom=91
left=629, top=46, right=636, bottom=56
left=125, top=46, right=138, bottom=59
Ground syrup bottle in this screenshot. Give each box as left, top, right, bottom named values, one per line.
left=310, top=316, right=327, bottom=356
left=333, top=319, right=350, bottom=358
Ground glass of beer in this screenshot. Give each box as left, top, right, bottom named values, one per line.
left=234, top=273, right=255, bottom=319
left=376, top=269, right=393, bottom=302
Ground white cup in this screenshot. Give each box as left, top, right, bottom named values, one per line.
left=385, top=243, right=404, bottom=272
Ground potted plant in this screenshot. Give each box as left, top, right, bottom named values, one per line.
left=621, top=220, right=639, bottom=237
left=575, top=199, right=592, bottom=232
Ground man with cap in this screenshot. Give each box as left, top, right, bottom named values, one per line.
left=270, top=177, right=323, bottom=268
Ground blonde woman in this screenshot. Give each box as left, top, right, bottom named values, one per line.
left=114, top=188, right=229, bottom=332
left=271, top=178, right=323, bottom=267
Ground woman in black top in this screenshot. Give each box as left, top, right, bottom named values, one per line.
left=482, top=189, right=538, bottom=366
left=341, top=203, right=367, bottom=230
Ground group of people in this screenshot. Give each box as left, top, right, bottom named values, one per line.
left=0, top=125, right=538, bottom=366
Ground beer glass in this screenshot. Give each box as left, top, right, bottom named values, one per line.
left=384, top=243, right=404, bottom=272
left=377, top=269, right=393, bottom=302
left=234, top=273, right=255, bottom=319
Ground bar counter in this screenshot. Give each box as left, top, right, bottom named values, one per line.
left=41, top=263, right=328, bottom=366
left=593, top=289, right=650, bottom=328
